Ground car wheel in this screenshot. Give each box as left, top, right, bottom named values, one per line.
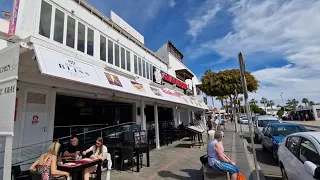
left=280, top=165, right=288, bottom=180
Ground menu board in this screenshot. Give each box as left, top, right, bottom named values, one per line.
left=134, top=131, right=148, bottom=146
left=140, top=131, right=147, bottom=144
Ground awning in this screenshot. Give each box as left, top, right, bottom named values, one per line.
left=175, top=69, right=194, bottom=80
left=34, top=44, right=207, bottom=110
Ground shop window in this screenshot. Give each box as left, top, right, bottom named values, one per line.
left=27, top=92, right=46, bottom=104
left=53, top=8, right=64, bottom=43
left=150, top=64, right=153, bottom=81
left=121, top=47, right=126, bottom=69
left=87, top=28, right=94, bottom=56
left=142, top=60, right=146, bottom=78
left=134, top=55, right=138, bottom=74
left=108, top=40, right=113, bottom=64
left=138, top=57, right=142, bottom=76
left=66, top=16, right=75, bottom=48
left=146, top=62, right=150, bottom=79
left=77, top=22, right=85, bottom=53
left=115, top=44, right=120, bottom=67
left=100, top=35, right=106, bottom=61
left=126, top=50, right=131, bottom=72
left=39, top=0, right=52, bottom=38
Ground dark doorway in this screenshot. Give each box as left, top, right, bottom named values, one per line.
left=54, top=94, right=133, bottom=138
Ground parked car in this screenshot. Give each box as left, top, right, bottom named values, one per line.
left=240, top=116, right=249, bottom=124
left=278, top=132, right=320, bottom=180
left=261, top=123, right=308, bottom=161
left=254, top=116, right=280, bottom=143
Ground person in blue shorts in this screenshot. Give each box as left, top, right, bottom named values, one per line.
left=207, top=130, right=239, bottom=180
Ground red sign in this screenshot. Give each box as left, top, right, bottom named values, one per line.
left=14, top=98, right=18, bottom=121
left=162, top=73, right=188, bottom=90
left=32, top=115, right=39, bottom=125
left=8, top=0, right=20, bottom=38
left=162, top=88, right=181, bottom=98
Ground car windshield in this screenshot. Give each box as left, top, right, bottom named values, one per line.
left=272, top=125, right=308, bottom=136
left=258, top=120, right=279, bottom=127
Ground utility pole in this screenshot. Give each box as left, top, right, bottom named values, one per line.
left=238, top=52, right=260, bottom=180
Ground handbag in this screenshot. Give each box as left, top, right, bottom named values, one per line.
left=200, top=155, right=208, bottom=165
left=237, top=172, right=246, bottom=180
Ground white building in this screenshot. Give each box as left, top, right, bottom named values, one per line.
left=0, top=0, right=207, bottom=179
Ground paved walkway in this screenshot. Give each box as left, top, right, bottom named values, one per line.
left=103, top=124, right=265, bottom=180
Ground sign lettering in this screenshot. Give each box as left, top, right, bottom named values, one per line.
left=58, top=59, right=90, bottom=78
left=0, top=85, right=15, bottom=96
left=162, top=73, right=188, bottom=90
left=0, top=65, right=10, bottom=74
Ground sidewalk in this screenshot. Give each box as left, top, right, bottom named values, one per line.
left=103, top=124, right=264, bottom=180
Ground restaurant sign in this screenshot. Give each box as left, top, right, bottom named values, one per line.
left=153, top=67, right=188, bottom=90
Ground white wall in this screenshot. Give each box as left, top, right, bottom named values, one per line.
left=155, top=43, right=169, bottom=64
left=14, top=0, right=168, bottom=76
left=312, top=105, right=320, bottom=121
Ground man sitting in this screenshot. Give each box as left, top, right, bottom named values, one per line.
left=63, top=136, right=82, bottom=158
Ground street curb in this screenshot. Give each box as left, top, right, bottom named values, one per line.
left=240, top=131, right=267, bottom=180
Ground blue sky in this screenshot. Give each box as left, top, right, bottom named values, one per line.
left=2, top=0, right=320, bottom=108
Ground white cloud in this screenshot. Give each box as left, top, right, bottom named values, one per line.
left=169, top=0, right=175, bottom=8
left=186, top=1, right=221, bottom=39
left=192, top=0, right=320, bottom=107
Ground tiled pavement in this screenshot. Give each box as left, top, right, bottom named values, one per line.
left=103, top=124, right=265, bottom=180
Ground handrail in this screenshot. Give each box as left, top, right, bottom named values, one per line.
left=0, top=122, right=140, bottom=153
left=54, top=124, right=107, bottom=128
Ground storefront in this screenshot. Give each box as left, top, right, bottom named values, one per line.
left=0, top=0, right=208, bottom=178
left=0, top=38, right=207, bottom=179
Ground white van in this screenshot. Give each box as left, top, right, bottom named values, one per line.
left=254, top=115, right=280, bottom=143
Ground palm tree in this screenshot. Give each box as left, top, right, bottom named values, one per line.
left=260, top=97, right=268, bottom=112
left=216, top=96, right=227, bottom=109
left=309, top=101, right=315, bottom=106
left=302, top=98, right=309, bottom=106
left=276, top=104, right=282, bottom=108
left=268, top=100, right=275, bottom=110
left=250, top=98, right=258, bottom=105
left=286, top=99, right=293, bottom=106
left=291, top=99, right=299, bottom=108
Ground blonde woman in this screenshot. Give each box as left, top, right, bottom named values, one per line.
left=82, top=137, right=110, bottom=180
left=29, top=142, right=69, bottom=180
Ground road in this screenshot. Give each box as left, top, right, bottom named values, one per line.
left=239, top=124, right=282, bottom=180
left=238, top=123, right=320, bottom=180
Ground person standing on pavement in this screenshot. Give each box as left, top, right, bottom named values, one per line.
left=207, top=130, right=239, bottom=180
left=207, top=116, right=213, bottom=130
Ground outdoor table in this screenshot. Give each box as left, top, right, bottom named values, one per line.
left=58, top=158, right=102, bottom=180
left=105, top=143, right=150, bottom=172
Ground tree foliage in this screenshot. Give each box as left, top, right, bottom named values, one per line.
left=199, top=69, right=259, bottom=98
left=250, top=104, right=266, bottom=115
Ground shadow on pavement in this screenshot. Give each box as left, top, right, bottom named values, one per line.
left=158, top=169, right=202, bottom=180
left=175, top=144, right=192, bottom=148
left=248, top=170, right=266, bottom=180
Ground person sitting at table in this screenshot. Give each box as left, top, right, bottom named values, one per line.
left=63, top=136, right=82, bottom=158
left=29, top=141, right=69, bottom=180
left=82, top=137, right=110, bottom=180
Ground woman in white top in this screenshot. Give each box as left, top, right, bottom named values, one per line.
left=82, top=137, right=108, bottom=180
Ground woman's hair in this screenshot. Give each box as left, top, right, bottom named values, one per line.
left=95, top=137, right=103, bottom=155
left=47, top=141, right=61, bottom=156
left=208, top=130, right=216, bottom=140
left=214, top=130, right=224, bottom=139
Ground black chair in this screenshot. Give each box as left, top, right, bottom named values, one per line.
left=12, top=165, right=29, bottom=180
left=108, top=147, right=120, bottom=170
left=120, top=148, right=136, bottom=171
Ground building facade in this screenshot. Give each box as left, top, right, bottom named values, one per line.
left=0, top=0, right=207, bottom=178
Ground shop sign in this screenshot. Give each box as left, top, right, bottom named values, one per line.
left=162, top=73, right=188, bottom=90
left=0, top=44, right=19, bottom=135
left=153, top=67, right=188, bottom=90
left=32, top=115, right=39, bottom=125
left=34, top=45, right=101, bottom=86
left=8, top=0, right=21, bottom=38
left=162, top=88, right=181, bottom=98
